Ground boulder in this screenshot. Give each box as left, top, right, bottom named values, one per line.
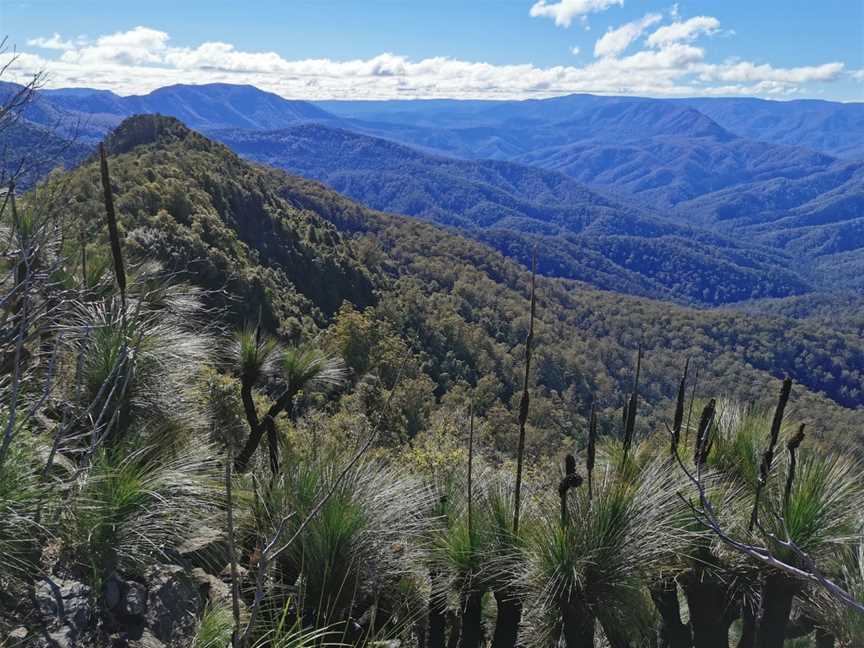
left=34, top=576, right=93, bottom=646
left=190, top=568, right=232, bottom=608
left=143, top=564, right=203, bottom=647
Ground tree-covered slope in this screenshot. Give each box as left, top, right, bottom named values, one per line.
left=31, top=115, right=864, bottom=446
left=210, top=123, right=811, bottom=306
left=29, top=115, right=375, bottom=333
left=676, top=96, right=864, bottom=160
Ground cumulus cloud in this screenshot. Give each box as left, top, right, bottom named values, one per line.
left=698, top=61, right=845, bottom=84
left=27, top=33, right=82, bottom=50
left=530, top=0, right=623, bottom=28
left=571, top=46, right=581, bottom=55
left=851, top=69, right=864, bottom=81
left=60, top=26, right=169, bottom=66
left=647, top=16, right=721, bottom=47
left=594, top=13, right=662, bottom=58
left=3, top=25, right=847, bottom=100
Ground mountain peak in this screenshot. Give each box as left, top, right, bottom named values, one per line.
left=102, top=114, right=200, bottom=156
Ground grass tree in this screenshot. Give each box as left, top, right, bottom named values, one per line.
left=230, top=329, right=347, bottom=475
left=523, top=455, right=687, bottom=647
left=62, top=434, right=221, bottom=584
left=249, top=449, right=429, bottom=643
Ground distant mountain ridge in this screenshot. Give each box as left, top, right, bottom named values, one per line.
left=30, top=114, right=864, bottom=427
left=211, top=122, right=811, bottom=305
left=4, top=81, right=863, bottom=305
left=41, top=82, right=335, bottom=130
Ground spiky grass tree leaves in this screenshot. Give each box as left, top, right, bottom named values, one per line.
left=0, top=431, right=49, bottom=585
left=257, top=453, right=429, bottom=636
left=815, top=536, right=864, bottom=647
left=63, top=436, right=221, bottom=582
left=67, top=282, right=213, bottom=450
left=751, top=451, right=864, bottom=648
left=523, top=459, right=687, bottom=648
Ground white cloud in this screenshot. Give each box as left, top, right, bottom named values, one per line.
left=647, top=16, right=721, bottom=47
left=26, top=33, right=81, bottom=50
left=60, top=26, right=169, bottom=66
left=3, top=26, right=848, bottom=100
left=594, top=13, right=662, bottom=58
left=570, top=46, right=581, bottom=55
left=698, top=61, right=845, bottom=84
left=529, top=0, right=623, bottom=28
left=851, top=69, right=864, bottom=81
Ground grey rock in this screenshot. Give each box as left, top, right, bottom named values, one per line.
left=35, top=576, right=93, bottom=632
left=102, top=574, right=123, bottom=611
left=125, top=581, right=148, bottom=617
left=9, top=626, right=28, bottom=639
left=190, top=567, right=232, bottom=607
left=144, top=564, right=203, bottom=647
left=127, top=629, right=167, bottom=648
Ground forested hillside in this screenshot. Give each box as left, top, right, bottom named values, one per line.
left=5, top=82, right=863, bottom=304
left=210, top=123, right=811, bottom=306
left=29, top=115, right=864, bottom=443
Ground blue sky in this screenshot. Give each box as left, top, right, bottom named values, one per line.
left=2, top=0, right=862, bottom=100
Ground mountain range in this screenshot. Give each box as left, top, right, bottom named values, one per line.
left=3, top=81, right=863, bottom=306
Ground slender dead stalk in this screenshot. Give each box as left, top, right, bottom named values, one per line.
left=225, top=448, right=243, bottom=648
left=98, top=143, right=126, bottom=311
left=512, top=251, right=537, bottom=537
left=621, top=344, right=642, bottom=464
left=693, top=399, right=716, bottom=469
left=671, top=358, right=689, bottom=455
left=239, top=513, right=294, bottom=648
left=467, top=399, right=475, bottom=541
left=750, top=378, right=793, bottom=531
left=783, top=424, right=806, bottom=508
left=558, top=453, right=582, bottom=528
left=586, top=405, right=596, bottom=502
left=684, top=364, right=700, bottom=445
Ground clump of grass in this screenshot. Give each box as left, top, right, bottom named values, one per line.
left=192, top=603, right=237, bottom=648
left=0, top=428, right=48, bottom=585
left=62, top=435, right=220, bottom=582
left=523, top=459, right=687, bottom=646
left=255, top=452, right=429, bottom=631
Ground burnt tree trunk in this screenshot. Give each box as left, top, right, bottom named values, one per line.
left=684, top=576, right=735, bottom=648
left=737, top=601, right=756, bottom=648
left=600, top=617, right=632, bottom=648
left=755, top=575, right=797, bottom=648
left=560, top=596, right=594, bottom=648
left=650, top=578, right=691, bottom=648
left=428, top=569, right=447, bottom=648
left=491, top=589, right=521, bottom=648
left=458, top=590, right=484, bottom=648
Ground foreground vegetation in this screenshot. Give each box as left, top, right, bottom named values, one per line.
left=1, top=113, right=862, bottom=646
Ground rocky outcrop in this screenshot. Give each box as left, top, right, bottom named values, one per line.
left=34, top=576, right=94, bottom=647
left=143, top=565, right=204, bottom=646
